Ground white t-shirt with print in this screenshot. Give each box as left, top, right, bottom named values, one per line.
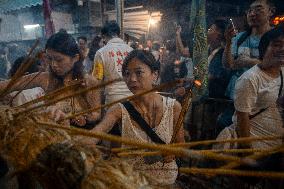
left=233, top=65, right=283, bottom=148
left=92, top=38, right=133, bottom=104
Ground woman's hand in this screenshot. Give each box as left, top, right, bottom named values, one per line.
left=46, top=106, right=69, bottom=126
left=163, top=155, right=175, bottom=163
left=1, top=93, right=13, bottom=105
left=175, top=87, right=186, bottom=97
left=71, top=115, right=87, bottom=127
left=74, top=135, right=98, bottom=146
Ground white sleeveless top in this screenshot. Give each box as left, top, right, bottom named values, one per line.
left=119, top=96, right=178, bottom=186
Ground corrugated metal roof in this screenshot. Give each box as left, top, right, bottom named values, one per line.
left=0, top=0, right=42, bottom=13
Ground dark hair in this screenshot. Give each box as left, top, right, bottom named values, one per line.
left=9, top=56, right=40, bottom=77
left=152, top=42, right=161, bottom=51
left=259, top=23, right=284, bottom=60
left=161, top=60, right=188, bottom=84
left=214, top=19, right=229, bottom=41
left=45, top=32, right=84, bottom=80
left=248, top=0, right=275, bottom=9
left=77, top=36, right=87, bottom=43
left=122, top=50, right=160, bottom=76
left=88, top=36, right=102, bottom=61
left=58, top=28, right=67, bottom=34
left=165, top=40, right=176, bottom=53
left=130, top=42, right=138, bottom=50
left=243, top=0, right=275, bottom=34
left=101, top=21, right=120, bottom=37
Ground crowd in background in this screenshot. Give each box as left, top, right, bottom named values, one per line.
left=0, top=0, right=283, bottom=187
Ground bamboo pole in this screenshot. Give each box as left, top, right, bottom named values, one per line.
left=221, top=145, right=284, bottom=170
left=62, top=80, right=181, bottom=121
left=15, top=79, right=121, bottom=116
left=0, top=39, right=40, bottom=98
left=179, top=167, right=284, bottom=179
left=117, top=148, right=267, bottom=157
left=112, top=135, right=283, bottom=153
left=36, top=121, right=255, bottom=164
left=170, top=90, right=192, bottom=143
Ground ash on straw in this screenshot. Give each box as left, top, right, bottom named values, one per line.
left=29, top=142, right=154, bottom=189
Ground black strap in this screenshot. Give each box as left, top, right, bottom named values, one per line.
left=122, top=101, right=166, bottom=144
left=278, top=70, right=283, bottom=97
left=249, top=70, right=283, bottom=119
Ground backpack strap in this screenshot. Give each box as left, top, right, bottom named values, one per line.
left=122, top=101, right=166, bottom=144
left=235, top=30, right=251, bottom=59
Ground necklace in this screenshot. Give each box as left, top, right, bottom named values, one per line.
left=133, top=98, right=157, bottom=128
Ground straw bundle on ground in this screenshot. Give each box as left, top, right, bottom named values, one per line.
left=28, top=141, right=153, bottom=189
left=0, top=106, right=71, bottom=171
left=81, top=158, right=153, bottom=189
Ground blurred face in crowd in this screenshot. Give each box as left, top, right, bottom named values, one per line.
left=182, top=47, right=190, bottom=57
left=46, top=49, right=79, bottom=77
left=147, top=40, right=152, bottom=49
left=123, top=58, right=158, bottom=94
left=99, top=38, right=104, bottom=48
left=207, top=24, right=222, bottom=45
left=262, top=36, right=284, bottom=68
left=246, top=0, right=273, bottom=28
left=78, top=39, right=87, bottom=50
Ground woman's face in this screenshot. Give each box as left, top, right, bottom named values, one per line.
left=207, top=24, right=221, bottom=45
left=45, top=49, right=79, bottom=77
left=262, top=36, right=284, bottom=68
left=123, top=58, right=158, bottom=94
left=99, top=39, right=104, bottom=48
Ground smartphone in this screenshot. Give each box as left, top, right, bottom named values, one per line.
left=229, top=18, right=236, bottom=32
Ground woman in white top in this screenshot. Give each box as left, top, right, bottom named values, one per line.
left=92, top=49, right=184, bottom=186
left=216, top=24, right=284, bottom=149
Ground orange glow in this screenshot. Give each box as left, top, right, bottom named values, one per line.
left=194, top=80, right=202, bottom=87
left=273, top=16, right=284, bottom=25
left=174, top=60, right=181, bottom=65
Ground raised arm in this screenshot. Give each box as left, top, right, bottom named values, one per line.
left=83, top=75, right=102, bottom=122
left=223, top=28, right=260, bottom=70
left=91, top=104, right=122, bottom=143
left=176, top=26, right=185, bottom=54
left=222, top=27, right=236, bottom=69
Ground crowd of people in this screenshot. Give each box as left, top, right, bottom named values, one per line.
left=0, top=0, right=283, bottom=188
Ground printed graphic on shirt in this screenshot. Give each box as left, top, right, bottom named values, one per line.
left=93, top=59, right=104, bottom=80
left=108, top=50, right=129, bottom=73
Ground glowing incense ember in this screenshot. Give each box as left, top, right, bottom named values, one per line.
left=194, top=80, right=202, bottom=87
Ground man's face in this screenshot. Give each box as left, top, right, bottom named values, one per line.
left=246, top=0, right=272, bottom=28
left=263, top=36, right=284, bottom=67
left=78, top=39, right=87, bottom=50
